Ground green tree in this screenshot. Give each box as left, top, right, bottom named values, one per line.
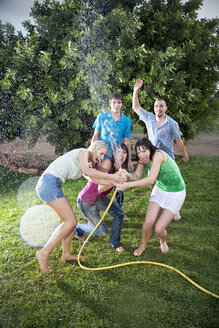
left=0, top=0, right=218, bottom=153
left=0, top=21, right=24, bottom=141
left=0, top=0, right=95, bottom=153
left=127, top=0, right=219, bottom=138
left=78, top=0, right=219, bottom=139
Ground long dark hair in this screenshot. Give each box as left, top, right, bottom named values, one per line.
left=135, top=138, right=157, bottom=162
left=111, top=143, right=129, bottom=173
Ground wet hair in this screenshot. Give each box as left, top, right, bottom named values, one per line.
left=110, top=143, right=129, bottom=173
left=88, top=140, right=108, bottom=159
left=135, top=138, right=157, bottom=162
left=108, top=93, right=123, bottom=105
left=155, top=98, right=167, bottom=106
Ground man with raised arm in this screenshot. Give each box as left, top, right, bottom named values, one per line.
left=132, top=79, right=189, bottom=221
left=132, top=78, right=189, bottom=163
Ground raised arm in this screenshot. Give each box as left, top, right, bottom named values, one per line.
left=132, top=78, right=143, bottom=116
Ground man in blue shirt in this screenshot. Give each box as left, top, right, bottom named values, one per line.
left=132, top=79, right=189, bottom=162
left=91, top=93, right=133, bottom=170
left=91, top=93, right=133, bottom=221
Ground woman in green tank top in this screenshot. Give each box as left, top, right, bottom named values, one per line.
left=117, top=138, right=186, bottom=257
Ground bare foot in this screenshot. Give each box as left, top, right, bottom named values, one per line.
left=160, top=241, right=169, bottom=254
left=134, top=244, right=146, bottom=257
left=36, top=251, right=51, bottom=273
left=75, top=235, right=86, bottom=241
left=116, top=246, right=125, bottom=253
left=61, top=254, right=81, bottom=261
left=174, top=212, right=181, bottom=221
left=123, top=214, right=128, bottom=221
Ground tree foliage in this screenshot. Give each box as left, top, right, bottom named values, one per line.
left=0, top=0, right=218, bottom=153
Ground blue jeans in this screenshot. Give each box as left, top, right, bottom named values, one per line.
left=114, top=188, right=124, bottom=208
left=75, top=196, right=124, bottom=248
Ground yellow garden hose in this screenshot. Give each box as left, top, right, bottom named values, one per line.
left=77, top=188, right=219, bottom=299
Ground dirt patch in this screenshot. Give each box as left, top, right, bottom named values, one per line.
left=131, top=131, right=219, bottom=157
left=177, top=132, right=219, bottom=156
left=0, top=131, right=218, bottom=174
left=0, top=137, right=58, bottom=174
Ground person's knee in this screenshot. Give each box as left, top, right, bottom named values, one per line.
left=65, top=218, right=77, bottom=231
left=143, top=219, right=154, bottom=230
left=154, top=224, right=164, bottom=237
left=98, top=226, right=108, bottom=236
left=115, top=210, right=124, bottom=221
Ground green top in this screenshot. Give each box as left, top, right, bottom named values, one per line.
left=146, top=150, right=185, bottom=192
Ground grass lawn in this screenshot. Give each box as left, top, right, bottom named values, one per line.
left=0, top=155, right=218, bottom=328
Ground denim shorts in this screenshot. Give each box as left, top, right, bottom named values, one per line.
left=36, top=174, right=66, bottom=204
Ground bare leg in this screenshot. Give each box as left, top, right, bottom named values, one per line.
left=154, top=209, right=174, bottom=253
left=134, top=202, right=161, bottom=256
left=36, top=197, right=77, bottom=273
left=61, top=231, right=79, bottom=261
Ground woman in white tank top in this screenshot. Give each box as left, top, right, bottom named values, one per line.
left=35, top=140, right=126, bottom=273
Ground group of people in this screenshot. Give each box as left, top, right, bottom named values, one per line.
left=36, top=78, right=189, bottom=273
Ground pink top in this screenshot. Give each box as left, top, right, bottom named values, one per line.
left=79, top=181, right=113, bottom=204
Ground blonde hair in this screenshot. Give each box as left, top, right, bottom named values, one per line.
left=88, top=140, right=108, bottom=157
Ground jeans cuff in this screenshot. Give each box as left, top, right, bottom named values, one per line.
left=75, top=225, right=84, bottom=237
left=110, top=243, right=120, bottom=249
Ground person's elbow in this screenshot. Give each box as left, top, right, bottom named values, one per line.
left=91, top=130, right=99, bottom=143
left=81, top=167, right=91, bottom=177
left=148, top=176, right=156, bottom=185
left=132, top=105, right=140, bottom=115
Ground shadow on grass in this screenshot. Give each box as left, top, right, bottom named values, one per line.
left=57, top=263, right=213, bottom=328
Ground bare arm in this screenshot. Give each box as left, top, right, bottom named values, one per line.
left=117, top=152, right=163, bottom=190
left=95, top=160, right=121, bottom=192
left=125, top=162, right=145, bottom=181
left=83, top=158, right=116, bottom=192
left=83, top=159, right=112, bottom=184
left=91, top=129, right=100, bottom=143
left=124, top=137, right=134, bottom=171
left=132, top=78, right=143, bottom=116
left=175, top=137, right=189, bottom=163
left=78, top=150, right=126, bottom=184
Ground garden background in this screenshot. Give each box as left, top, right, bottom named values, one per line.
left=0, top=0, right=218, bottom=327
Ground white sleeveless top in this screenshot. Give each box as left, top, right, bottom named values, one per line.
left=46, top=148, right=87, bottom=183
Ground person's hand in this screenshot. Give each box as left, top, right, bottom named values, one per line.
left=134, top=78, right=143, bottom=91
left=119, top=168, right=133, bottom=180
left=183, top=154, right=189, bottom=163
left=116, top=182, right=128, bottom=191
left=112, top=171, right=127, bottom=184
left=119, top=169, right=129, bottom=176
